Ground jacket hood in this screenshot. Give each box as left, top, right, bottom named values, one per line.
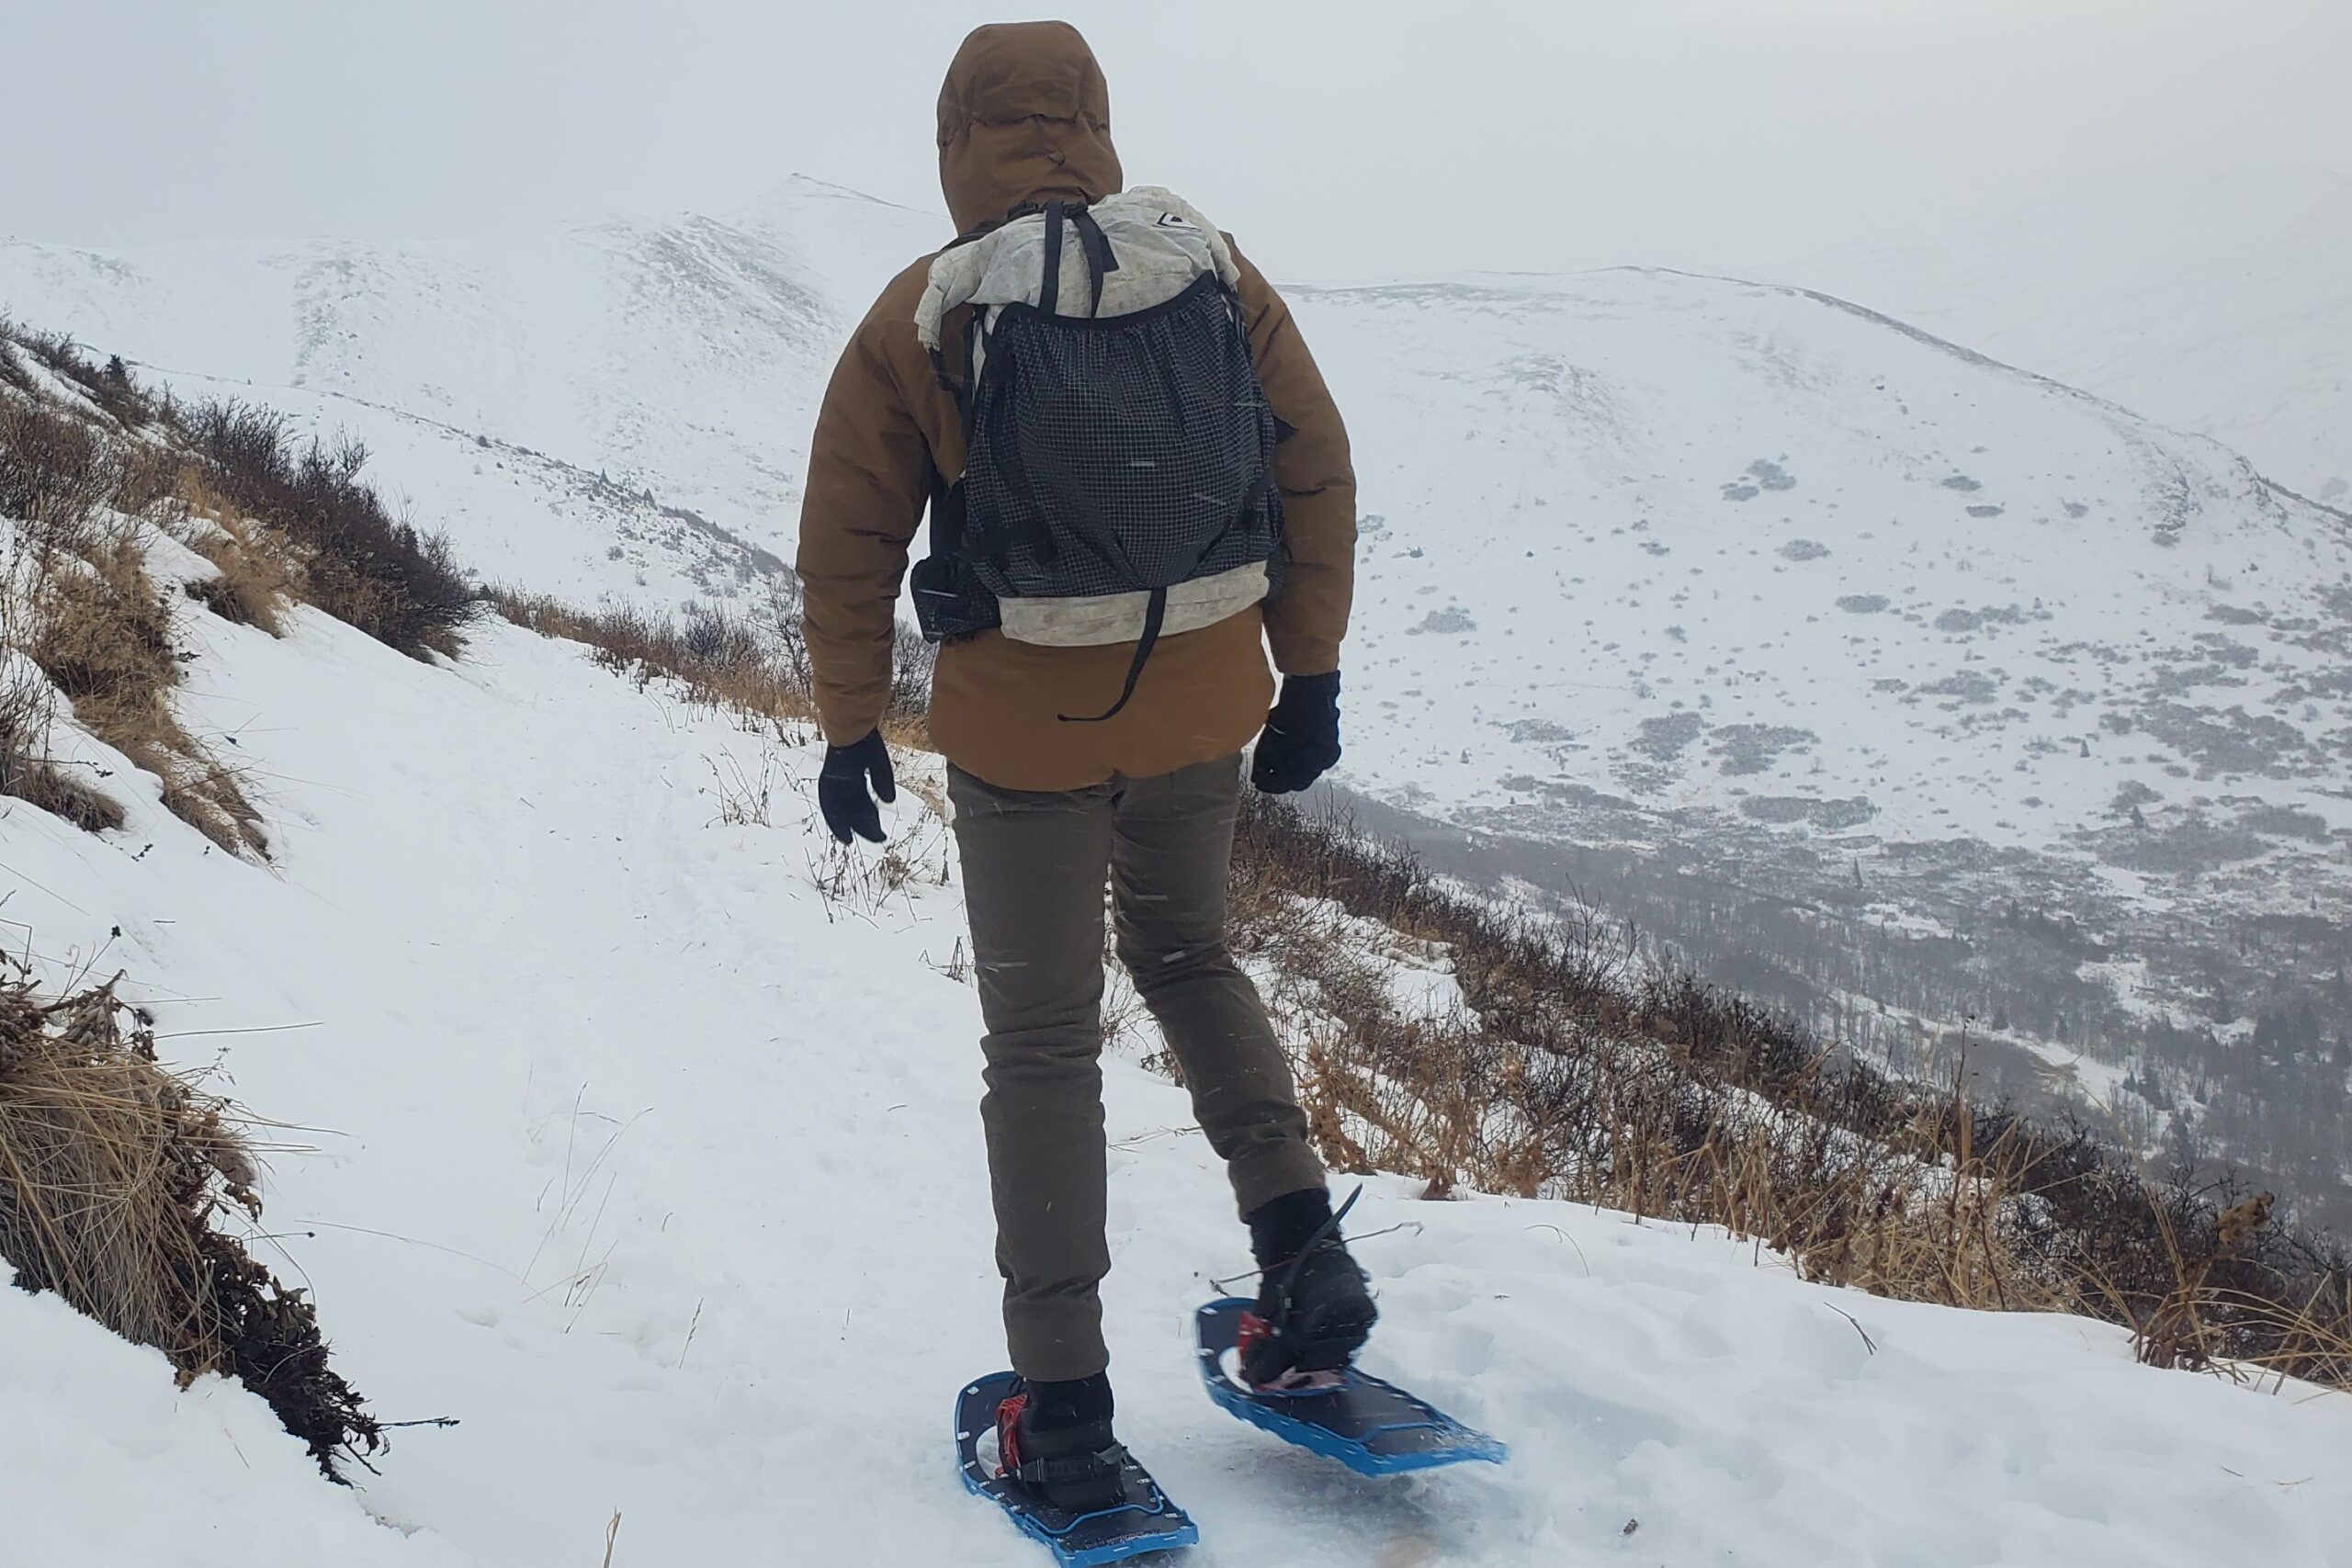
left=936, top=21, right=1123, bottom=236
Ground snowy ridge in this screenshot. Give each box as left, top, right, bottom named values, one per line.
left=0, top=176, right=938, bottom=574
left=6, top=179, right=2346, bottom=1190
left=10, top=208, right=2341, bottom=869
left=3, top=581, right=2347, bottom=1564
left=1744, top=168, right=2352, bottom=506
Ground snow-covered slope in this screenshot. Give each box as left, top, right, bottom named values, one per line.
left=1744, top=169, right=2352, bottom=505
left=0, top=178, right=936, bottom=605
left=7, top=184, right=2347, bottom=1159
left=6, top=576, right=2348, bottom=1565
left=8, top=201, right=2342, bottom=870
left=1300, top=269, right=2350, bottom=853
left=0, top=1284, right=465, bottom=1567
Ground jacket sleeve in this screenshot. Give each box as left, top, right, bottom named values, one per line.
left=796, top=283, right=935, bottom=745
left=1230, top=243, right=1356, bottom=677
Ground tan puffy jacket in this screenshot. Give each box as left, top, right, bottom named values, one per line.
left=795, top=20, right=1356, bottom=791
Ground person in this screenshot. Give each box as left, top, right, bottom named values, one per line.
left=795, top=18, right=1370, bottom=1512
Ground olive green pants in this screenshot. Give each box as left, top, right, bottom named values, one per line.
left=947, top=753, right=1325, bottom=1382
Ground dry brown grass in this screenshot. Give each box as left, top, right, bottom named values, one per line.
left=173, top=468, right=297, bottom=636
left=1230, top=794, right=2352, bottom=1388
left=2, top=376, right=266, bottom=855
left=0, top=636, right=126, bottom=833
left=495, top=590, right=819, bottom=728
left=26, top=527, right=266, bottom=857
left=1239, top=863, right=2055, bottom=1309
left=0, top=971, right=382, bottom=1475
left=491, top=586, right=933, bottom=750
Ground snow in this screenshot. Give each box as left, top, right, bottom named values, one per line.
left=1295, top=267, right=2352, bottom=859
left=0, top=1281, right=468, bottom=1568
left=1746, top=167, right=2352, bottom=504
left=9, top=198, right=2344, bottom=897
left=3, top=575, right=2349, bottom=1564
left=7, top=186, right=2346, bottom=897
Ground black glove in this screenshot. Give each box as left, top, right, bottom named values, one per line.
left=1251, top=671, right=1341, bottom=795
left=818, top=729, right=896, bottom=844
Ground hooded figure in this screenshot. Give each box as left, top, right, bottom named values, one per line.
left=796, top=22, right=1372, bottom=1517
left=797, top=19, right=1356, bottom=792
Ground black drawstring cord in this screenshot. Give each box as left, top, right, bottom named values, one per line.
left=1261, top=1183, right=1363, bottom=1338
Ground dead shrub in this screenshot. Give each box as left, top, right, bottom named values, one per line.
left=3, top=329, right=159, bottom=431
left=0, top=972, right=382, bottom=1476
left=0, top=395, right=125, bottom=554
left=0, top=327, right=30, bottom=397
left=179, top=405, right=473, bottom=658
left=1, top=326, right=470, bottom=655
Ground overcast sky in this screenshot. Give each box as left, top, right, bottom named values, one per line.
left=6, top=1, right=2347, bottom=277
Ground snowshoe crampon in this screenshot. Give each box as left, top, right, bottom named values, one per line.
left=1194, top=1298, right=1508, bottom=1476
left=955, top=1373, right=1198, bottom=1566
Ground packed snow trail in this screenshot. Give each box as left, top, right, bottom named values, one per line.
left=5, top=600, right=2349, bottom=1566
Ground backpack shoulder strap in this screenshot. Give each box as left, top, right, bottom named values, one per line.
left=1069, top=207, right=1114, bottom=317
left=1039, top=198, right=1065, bottom=317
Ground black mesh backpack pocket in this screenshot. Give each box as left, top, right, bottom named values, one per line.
left=962, top=275, right=1280, bottom=604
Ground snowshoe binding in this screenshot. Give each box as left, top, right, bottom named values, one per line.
left=1200, top=1188, right=1507, bottom=1476
left=1237, top=1186, right=1379, bottom=1390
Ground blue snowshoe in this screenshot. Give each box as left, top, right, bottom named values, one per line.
left=954, top=1372, right=1197, bottom=1566
left=1194, top=1298, right=1509, bottom=1476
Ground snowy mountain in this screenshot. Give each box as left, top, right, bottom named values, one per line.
left=6, top=178, right=2347, bottom=1203
left=0, top=177, right=935, bottom=606
left=7, top=194, right=2352, bottom=1565
left=1743, top=168, right=2352, bottom=507
left=6, top=577, right=2348, bottom=1567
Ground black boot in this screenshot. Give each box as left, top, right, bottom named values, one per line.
left=996, top=1372, right=1129, bottom=1514
left=1239, top=1186, right=1377, bottom=1388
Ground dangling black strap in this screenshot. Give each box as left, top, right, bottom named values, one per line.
left=1069, top=207, right=1115, bottom=317
left=1038, top=198, right=1065, bottom=317
left=1058, top=587, right=1166, bottom=724
left=1261, top=1184, right=1363, bottom=1338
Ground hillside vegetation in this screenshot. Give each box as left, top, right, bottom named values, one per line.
left=0, top=320, right=483, bottom=1476
left=8, top=325, right=2346, bottom=1413
left=2, top=323, right=2346, bottom=1563
left=10, top=197, right=2346, bottom=1234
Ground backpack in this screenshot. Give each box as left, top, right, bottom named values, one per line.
left=910, top=187, right=1284, bottom=722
